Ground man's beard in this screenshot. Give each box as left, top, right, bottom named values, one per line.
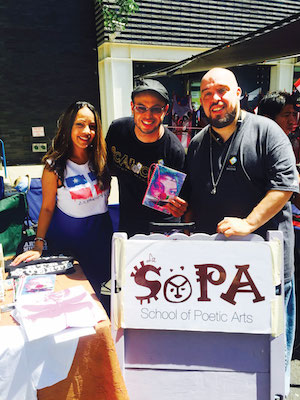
left=134, top=117, right=162, bottom=135
left=207, top=105, right=238, bottom=129
left=140, top=122, right=161, bottom=135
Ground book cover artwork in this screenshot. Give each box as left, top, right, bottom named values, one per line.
left=15, top=274, right=56, bottom=300
left=142, top=164, right=186, bottom=214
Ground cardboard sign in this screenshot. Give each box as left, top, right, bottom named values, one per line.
left=123, top=240, right=275, bottom=334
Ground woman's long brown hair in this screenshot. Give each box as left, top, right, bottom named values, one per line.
left=43, top=101, right=110, bottom=189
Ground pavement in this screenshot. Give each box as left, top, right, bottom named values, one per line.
left=290, top=345, right=300, bottom=399
left=290, top=360, right=300, bottom=399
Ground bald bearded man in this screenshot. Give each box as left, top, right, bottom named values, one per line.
left=183, top=68, right=299, bottom=396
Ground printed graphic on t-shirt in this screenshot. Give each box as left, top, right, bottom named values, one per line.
left=88, top=171, right=104, bottom=195
left=110, top=146, right=149, bottom=179
left=65, top=174, right=102, bottom=200
left=226, top=155, right=238, bottom=171
left=110, top=145, right=165, bottom=181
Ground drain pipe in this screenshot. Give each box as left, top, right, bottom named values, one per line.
left=0, top=139, right=7, bottom=178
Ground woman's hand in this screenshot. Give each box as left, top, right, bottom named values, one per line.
left=10, top=249, right=42, bottom=266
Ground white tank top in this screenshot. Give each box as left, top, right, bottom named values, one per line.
left=56, top=159, right=109, bottom=218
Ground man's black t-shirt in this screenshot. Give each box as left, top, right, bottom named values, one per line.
left=106, top=117, right=185, bottom=236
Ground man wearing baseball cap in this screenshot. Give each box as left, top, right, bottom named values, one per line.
left=106, top=79, right=187, bottom=237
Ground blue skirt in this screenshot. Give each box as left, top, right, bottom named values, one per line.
left=46, top=208, right=113, bottom=298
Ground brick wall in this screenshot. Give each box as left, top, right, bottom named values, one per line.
left=0, top=0, right=100, bottom=165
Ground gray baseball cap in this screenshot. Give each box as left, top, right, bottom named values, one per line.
left=131, top=79, right=169, bottom=103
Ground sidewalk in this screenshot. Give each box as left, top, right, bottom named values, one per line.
left=289, top=358, right=300, bottom=399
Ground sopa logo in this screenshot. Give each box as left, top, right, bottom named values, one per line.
left=130, top=261, right=265, bottom=306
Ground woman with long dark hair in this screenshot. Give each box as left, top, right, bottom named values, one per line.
left=12, top=101, right=113, bottom=309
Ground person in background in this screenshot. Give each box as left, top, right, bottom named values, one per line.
left=106, top=79, right=187, bottom=237
left=258, top=90, right=300, bottom=360
left=257, top=92, right=300, bottom=209
left=257, top=91, right=298, bottom=134
left=12, top=101, right=113, bottom=313
left=183, top=68, right=299, bottom=396
left=196, top=105, right=209, bottom=129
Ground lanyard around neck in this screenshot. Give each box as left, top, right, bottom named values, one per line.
left=209, top=118, right=242, bottom=195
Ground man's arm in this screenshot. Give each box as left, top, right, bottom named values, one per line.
left=181, top=207, right=195, bottom=235
left=164, top=134, right=188, bottom=217
left=105, top=124, right=118, bottom=176
left=182, top=207, right=194, bottom=223
left=292, top=193, right=300, bottom=210
left=291, top=173, right=300, bottom=209
left=216, top=190, right=293, bottom=237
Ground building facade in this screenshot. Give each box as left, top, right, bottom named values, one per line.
left=95, top=0, right=300, bottom=133
left=1, top=1, right=299, bottom=165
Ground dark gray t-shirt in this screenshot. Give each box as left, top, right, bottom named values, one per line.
left=184, top=112, right=299, bottom=282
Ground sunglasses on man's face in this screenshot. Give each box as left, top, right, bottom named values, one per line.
left=133, top=105, right=166, bottom=115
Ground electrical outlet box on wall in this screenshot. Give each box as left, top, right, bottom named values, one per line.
left=32, top=143, right=47, bottom=152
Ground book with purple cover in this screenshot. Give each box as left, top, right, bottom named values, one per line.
left=15, top=274, right=56, bottom=299
left=142, top=164, right=186, bottom=214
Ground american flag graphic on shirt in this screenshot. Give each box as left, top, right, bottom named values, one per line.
left=65, top=173, right=103, bottom=200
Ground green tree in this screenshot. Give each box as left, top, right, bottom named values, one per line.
left=98, top=0, right=139, bottom=32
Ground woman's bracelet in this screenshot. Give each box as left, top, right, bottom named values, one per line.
left=34, top=237, right=47, bottom=245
